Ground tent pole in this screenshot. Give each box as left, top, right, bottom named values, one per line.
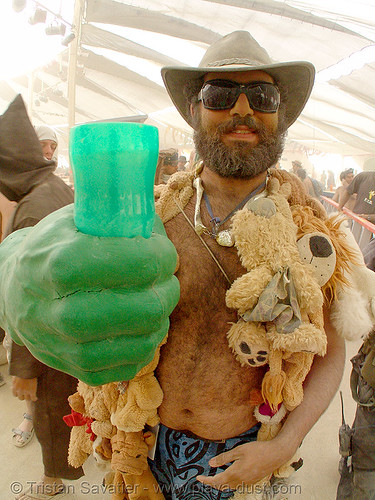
left=68, top=0, right=83, bottom=129
left=27, top=71, right=34, bottom=118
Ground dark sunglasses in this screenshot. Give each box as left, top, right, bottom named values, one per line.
left=198, top=79, right=280, bottom=113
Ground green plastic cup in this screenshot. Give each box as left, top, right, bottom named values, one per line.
left=69, top=122, right=159, bottom=238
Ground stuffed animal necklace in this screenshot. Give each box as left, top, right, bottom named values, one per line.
left=193, top=176, right=266, bottom=246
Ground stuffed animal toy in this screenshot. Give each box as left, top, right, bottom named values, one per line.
left=328, top=218, right=375, bottom=341
left=292, top=207, right=375, bottom=341
left=111, top=345, right=164, bottom=433
left=226, top=177, right=332, bottom=499
left=63, top=382, right=98, bottom=468
left=64, top=347, right=166, bottom=500
left=291, top=205, right=360, bottom=304
left=111, top=429, right=165, bottom=499
left=226, top=177, right=327, bottom=411
left=95, top=429, right=165, bottom=500
left=226, top=178, right=361, bottom=499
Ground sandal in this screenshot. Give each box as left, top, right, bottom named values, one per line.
left=12, top=413, right=34, bottom=448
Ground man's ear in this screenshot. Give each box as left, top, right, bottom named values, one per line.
left=190, top=103, right=195, bottom=119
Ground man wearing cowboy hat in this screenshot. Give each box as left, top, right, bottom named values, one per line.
left=148, top=30, right=344, bottom=497
left=0, top=31, right=345, bottom=499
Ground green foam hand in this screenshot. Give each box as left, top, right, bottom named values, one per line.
left=0, top=123, right=180, bottom=386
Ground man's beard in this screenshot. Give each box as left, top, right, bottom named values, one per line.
left=193, top=114, right=287, bottom=179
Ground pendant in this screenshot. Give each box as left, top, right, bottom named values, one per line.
left=216, top=229, right=234, bottom=247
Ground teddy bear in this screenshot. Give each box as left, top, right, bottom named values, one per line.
left=226, top=179, right=361, bottom=499
left=226, top=177, right=327, bottom=411
left=64, top=345, right=166, bottom=500
left=110, top=429, right=165, bottom=499
left=63, top=381, right=100, bottom=468
left=111, top=345, right=164, bottom=433
left=225, top=177, right=331, bottom=499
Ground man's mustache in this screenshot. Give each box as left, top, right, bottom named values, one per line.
left=216, top=116, right=264, bottom=136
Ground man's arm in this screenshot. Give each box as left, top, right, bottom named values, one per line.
left=338, top=188, right=351, bottom=211
left=270, top=306, right=345, bottom=453
left=332, top=186, right=343, bottom=203
left=197, top=306, right=345, bottom=489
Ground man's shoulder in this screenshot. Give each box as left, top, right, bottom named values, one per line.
left=355, top=171, right=375, bottom=183
left=349, top=171, right=375, bottom=193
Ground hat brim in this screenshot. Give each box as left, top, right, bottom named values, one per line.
left=161, top=61, right=315, bottom=130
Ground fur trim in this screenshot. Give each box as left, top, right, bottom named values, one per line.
left=155, top=166, right=200, bottom=223
left=329, top=218, right=375, bottom=341
left=330, top=287, right=372, bottom=341
left=254, top=403, right=287, bottom=424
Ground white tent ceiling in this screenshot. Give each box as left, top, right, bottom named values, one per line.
left=1, top=0, right=374, bottom=165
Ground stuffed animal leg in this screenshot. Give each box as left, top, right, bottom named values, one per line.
left=227, top=319, right=269, bottom=368
left=111, top=349, right=164, bottom=433
left=266, top=320, right=326, bottom=357
left=282, top=351, right=315, bottom=411
left=111, top=429, right=165, bottom=500
left=64, top=390, right=96, bottom=468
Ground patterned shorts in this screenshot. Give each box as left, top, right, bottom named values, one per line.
left=148, top=423, right=260, bottom=500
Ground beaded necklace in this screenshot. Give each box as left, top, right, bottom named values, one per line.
left=193, top=177, right=266, bottom=246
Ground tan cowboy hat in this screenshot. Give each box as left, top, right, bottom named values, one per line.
left=161, top=30, right=315, bottom=130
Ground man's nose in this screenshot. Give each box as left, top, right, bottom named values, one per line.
left=230, top=92, right=254, bottom=117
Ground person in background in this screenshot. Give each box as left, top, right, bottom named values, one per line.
left=34, top=125, right=58, bottom=162
left=332, top=169, right=356, bottom=211
left=0, top=95, right=83, bottom=499
left=154, top=148, right=178, bottom=184
left=338, top=158, right=375, bottom=223
left=11, top=125, right=59, bottom=450
left=336, top=237, right=375, bottom=499
left=320, top=170, right=327, bottom=189
left=177, top=155, right=187, bottom=171
left=327, top=170, right=335, bottom=191
left=188, top=149, right=197, bottom=170
left=0, top=192, right=17, bottom=387
left=295, top=167, right=323, bottom=200
left=291, top=159, right=302, bottom=174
